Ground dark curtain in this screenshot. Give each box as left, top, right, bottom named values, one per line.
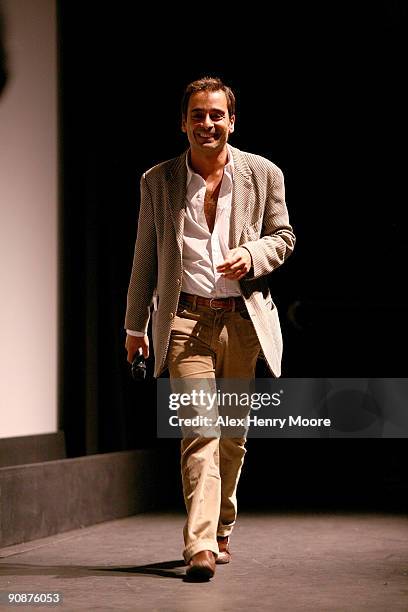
left=57, top=2, right=407, bottom=509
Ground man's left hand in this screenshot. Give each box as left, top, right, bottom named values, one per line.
left=216, top=247, right=252, bottom=281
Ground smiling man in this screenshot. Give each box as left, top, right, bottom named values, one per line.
left=125, top=76, right=295, bottom=580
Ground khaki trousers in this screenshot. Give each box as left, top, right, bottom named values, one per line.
left=167, top=299, right=261, bottom=563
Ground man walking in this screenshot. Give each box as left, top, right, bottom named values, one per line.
left=125, top=77, right=295, bottom=579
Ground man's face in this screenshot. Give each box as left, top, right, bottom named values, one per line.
left=181, top=90, right=235, bottom=154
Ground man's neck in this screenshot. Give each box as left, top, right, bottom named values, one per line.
left=189, top=147, right=228, bottom=180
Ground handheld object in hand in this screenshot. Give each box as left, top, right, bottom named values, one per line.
left=131, top=352, right=146, bottom=380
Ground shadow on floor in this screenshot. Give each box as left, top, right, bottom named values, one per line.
left=0, top=560, right=187, bottom=580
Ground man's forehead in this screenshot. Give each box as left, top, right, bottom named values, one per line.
left=188, top=90, right=228, bottom=110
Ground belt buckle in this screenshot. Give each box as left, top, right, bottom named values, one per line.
left=209, top=297, right=224, bottom=311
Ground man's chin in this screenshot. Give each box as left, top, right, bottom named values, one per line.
left=198, top=138, right=216, bottom=146
left=196, top=140, right=225, bottom=153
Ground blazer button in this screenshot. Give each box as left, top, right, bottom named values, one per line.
left=169, top=312, right=174, bottom=319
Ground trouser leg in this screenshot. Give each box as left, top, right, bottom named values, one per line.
left=167, top=309, right=220, bottom=563
left=215, top=310, right=261, bottom=538
left=217, top=436, right=247, bottom=536
left=180, top=436, right=220, bottom=562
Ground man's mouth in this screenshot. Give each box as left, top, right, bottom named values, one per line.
left=197, top=132, right=216, bottom=139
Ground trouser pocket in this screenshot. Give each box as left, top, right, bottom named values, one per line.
left=238, top=308, right=251, bottom=320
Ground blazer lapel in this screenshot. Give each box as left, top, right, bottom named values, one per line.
left=229, top=146, right=253, bottom=248
left=167, top=150, right=188, bottom=258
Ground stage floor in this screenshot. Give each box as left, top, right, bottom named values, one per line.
left=0, top=512, right=407, bottom=610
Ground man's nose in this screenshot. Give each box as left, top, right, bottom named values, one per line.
left=202, top=114, right=214, bottom=129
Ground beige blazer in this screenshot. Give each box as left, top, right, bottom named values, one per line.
left=125, top=145, right=295, bottom=377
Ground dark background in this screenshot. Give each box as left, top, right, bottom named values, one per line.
left=57, top=2, right=407, bottom=510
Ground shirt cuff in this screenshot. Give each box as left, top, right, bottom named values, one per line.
left=126, top=330, right=147, bottom=337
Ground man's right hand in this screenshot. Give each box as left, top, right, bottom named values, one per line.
left=125, top=334, right=149, bottom=363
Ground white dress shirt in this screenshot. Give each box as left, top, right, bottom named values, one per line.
left=182, top=145, right=241, bottom=298
left=127, top=145, right=240, bottom=336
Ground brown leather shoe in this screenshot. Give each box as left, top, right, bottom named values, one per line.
left=186, top=550, right=216, bottom=580
left=216, top=536, right=231, bottom=564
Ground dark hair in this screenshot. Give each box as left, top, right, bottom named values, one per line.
left=181, top=76, right=236, bottom=119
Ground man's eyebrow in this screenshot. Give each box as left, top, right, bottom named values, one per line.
left=190, top=107, right=226, bottom=114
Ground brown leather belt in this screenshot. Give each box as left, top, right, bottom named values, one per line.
left=179, top=291, right=246, bottom=312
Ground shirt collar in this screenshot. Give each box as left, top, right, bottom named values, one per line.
left=186, top=144, right=234, bottom=186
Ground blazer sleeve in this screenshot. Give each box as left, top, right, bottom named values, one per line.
left=240, top=165, right=295, bottom=279
left=124, top=173, right=158, bottom=332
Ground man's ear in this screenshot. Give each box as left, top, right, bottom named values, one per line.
left=229, top=115, right=235, bottom=133
left=181, top=116, right=187, bottom=133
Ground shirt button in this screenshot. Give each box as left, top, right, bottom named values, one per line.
left=177, top=279, right=181, bottom=284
